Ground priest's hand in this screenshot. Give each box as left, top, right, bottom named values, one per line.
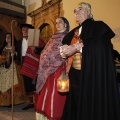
left=61, top=43, right=83, bottom=57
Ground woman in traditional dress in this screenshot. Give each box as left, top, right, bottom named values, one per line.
left=0, top=33, right=27, bottom=107
left=35, top=17, right=70, bottom=120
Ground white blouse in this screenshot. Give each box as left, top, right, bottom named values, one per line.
left=22, top=38, right=28, bottom=56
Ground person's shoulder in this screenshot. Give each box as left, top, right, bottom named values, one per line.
left=93, top=20, right=112, bottom=30
left=94, top=20, right=115, bottom=38
left=94, top=20, right=104, bottom=23
left=94, top=20, right=109, bottom=27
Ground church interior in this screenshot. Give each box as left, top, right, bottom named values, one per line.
left=0, top=0, right=120, bottom=120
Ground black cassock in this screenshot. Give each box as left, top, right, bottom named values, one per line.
left=62, top=19, right=120, bottom=120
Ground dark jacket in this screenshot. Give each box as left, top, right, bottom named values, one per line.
left=62, top=19, right=120, bottom=120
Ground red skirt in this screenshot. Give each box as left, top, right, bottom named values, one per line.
left=35, top=65, right=66, bottom=120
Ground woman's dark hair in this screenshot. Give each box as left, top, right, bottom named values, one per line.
left=60, top=17, right=70, bottom=31
left=3, top=33, right=16, bottom=46
left=0, top=33, right=17, bottom=53
left=1, top=33, right=17, bottom=68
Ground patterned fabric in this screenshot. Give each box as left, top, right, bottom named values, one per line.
left=0, top=47, right=18, bottom=93
left=0, top=64, right=27, bottom=106
left=0, top=63, right=18, bottom=93
left=0, top=46, right=27, bottom=106
left=20, top=46, right=40, bottom=79
left=36, top=31, right=68, bottom=93
left=72, top=53, right=81, bottom=70
left=67, top=29, right=82, bottom=73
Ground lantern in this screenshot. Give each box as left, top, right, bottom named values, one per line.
left=57, top=71, right=69, bottom=92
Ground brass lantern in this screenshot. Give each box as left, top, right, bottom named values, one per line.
left=57, top=71, right=69, bottom=92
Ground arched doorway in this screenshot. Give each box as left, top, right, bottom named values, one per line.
left=28, top=0, right=63, bottom=44
left=39, top=23, right=53, bottom=43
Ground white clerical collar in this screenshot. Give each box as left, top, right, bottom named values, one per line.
left=78, top=26, right=82, bottom=35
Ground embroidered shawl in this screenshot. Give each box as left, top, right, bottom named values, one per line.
left=36, top=31, right=68, bottom=93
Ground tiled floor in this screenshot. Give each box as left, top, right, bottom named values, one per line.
left=0, top=103, right=36, bottom=120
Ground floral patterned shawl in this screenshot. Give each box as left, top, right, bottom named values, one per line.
left=36, top=31, right=68, bottom=93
